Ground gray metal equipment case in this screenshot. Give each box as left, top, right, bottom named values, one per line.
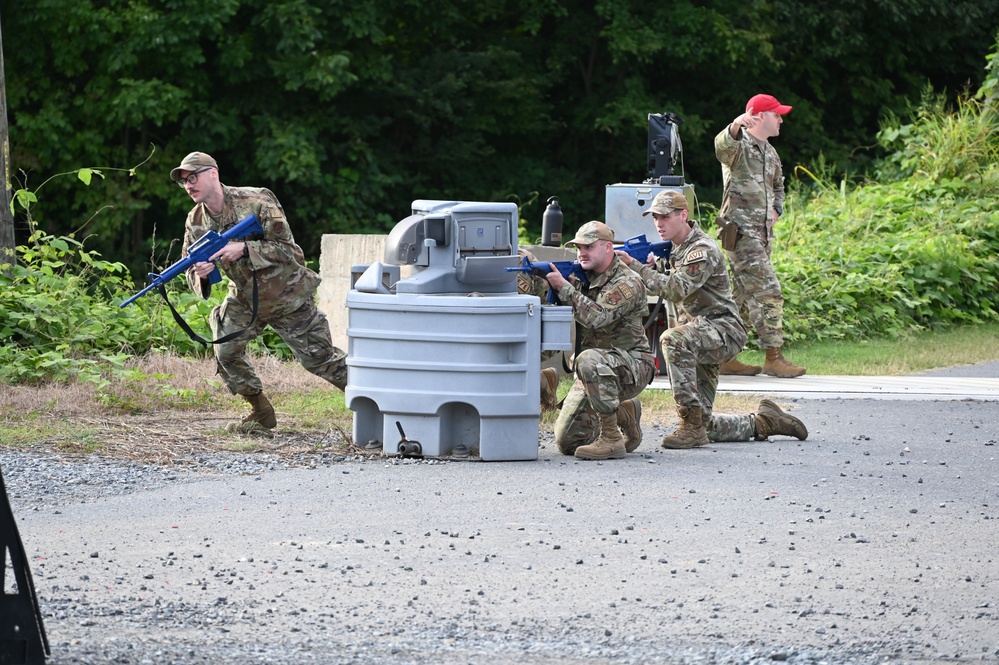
left=603, top=112, right=697, bottom=374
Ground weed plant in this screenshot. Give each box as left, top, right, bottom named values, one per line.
left=772, top=90, right=999, bottom=343
left=0, top=230, right=290, bottom=385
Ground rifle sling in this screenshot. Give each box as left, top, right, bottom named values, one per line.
left=158, top=272, right=260, bottom=346
left=645, top=295, right=664, bottom=331
left=554, top=321, right=582, bottom=409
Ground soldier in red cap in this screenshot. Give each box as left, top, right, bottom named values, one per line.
left=713, top=94, right=806, bottom=379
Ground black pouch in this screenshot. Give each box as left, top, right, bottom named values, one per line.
left=717, top=219, right=740, bottom=251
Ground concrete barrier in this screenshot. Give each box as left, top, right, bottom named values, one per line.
left=318, top=234, right=389, bottom=352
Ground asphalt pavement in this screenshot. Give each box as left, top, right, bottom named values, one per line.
left=5, top=363, right=999, bottom=665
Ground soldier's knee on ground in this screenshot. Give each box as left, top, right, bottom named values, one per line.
left=554, top=410, right=598, bottom=456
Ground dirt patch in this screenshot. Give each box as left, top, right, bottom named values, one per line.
left=1, top=352, right=765, bottom=465
left=0, top=353, right=360, bottom=464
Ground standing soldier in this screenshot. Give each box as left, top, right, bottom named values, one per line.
left=543, top=221, right=654, bottom=460
left=171, top=151, right=348, bottom=431
left=714, top=93, right=806, bottom=378
left=617, top=190, right=807, bottom=447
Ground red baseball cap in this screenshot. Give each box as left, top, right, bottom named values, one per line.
left=746, top=94, right=792, bottom=115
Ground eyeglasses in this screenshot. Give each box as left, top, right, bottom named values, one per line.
left=174, top=167, right=213, bottom=188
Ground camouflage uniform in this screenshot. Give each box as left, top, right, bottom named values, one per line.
left=516, top=247, right=551, bottom=301
left=630, top=219, right=756, bottom=441
left=554, top=254, right=656, bottom=454
left=516, top=247, right=559, bottom=364
left=714, top=124, right=786, bottom=349
left=182, top=185, right=347, bottom=396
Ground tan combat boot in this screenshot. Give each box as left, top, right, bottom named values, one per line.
left=540, top=367, right=559, bottom=412
left=660, top=406, right=709, bottom=449
left=616, top=398, right=643, bottom=453
left=754, top=399, right=808, bottom=440
left=574, top=410, right=627, bottom=460
left=719, top=356, right=763, bottom=376
left=242, top=392, right=277, bottom=429
left=762, top=347, right=806, bottom=378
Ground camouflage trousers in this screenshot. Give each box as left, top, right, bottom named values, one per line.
left=726, top=235, right=784, bottom=349
left=555, top=348, right=655, bottom=455
left=210, top=296, right=348, bottom=396
left=707, top=412, right=756, bottom=442
left=661, top=316, right=755, bottom=442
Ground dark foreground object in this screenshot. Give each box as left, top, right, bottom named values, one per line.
left=1, top=465, right=49, bottom=664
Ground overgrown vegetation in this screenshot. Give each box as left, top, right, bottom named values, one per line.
left=771, top=54, right=999, bottom=343
left=3, top=37, right=999, bottom=387
left=0, top=232, right=299, bottom=386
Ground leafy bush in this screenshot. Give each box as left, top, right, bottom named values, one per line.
left=0, top=230, right=291, bottom=385
left=775, top=90, right=999, bottom=343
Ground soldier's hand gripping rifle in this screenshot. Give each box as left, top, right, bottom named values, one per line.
left=119, top=214, right=265, bottom=346
left=120, top=214, right=264, bottom=308
left=505, top=257, right=590, bottom=304
left=614, top=234, right=672, bottom=266
left=614, top=234, right=676, bottom=339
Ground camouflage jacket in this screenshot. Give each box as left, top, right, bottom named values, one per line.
left=182, top=185, right=320, bottom=318
left=714, top=125, right=785, bottom=243
left=516, top=247, right=550, bottom=300
left=557, top=255, right=653, bottom=360
left=631, top=223, right=745, bottom=336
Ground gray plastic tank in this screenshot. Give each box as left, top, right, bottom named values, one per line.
left=346, top=200, right=573, bottom=461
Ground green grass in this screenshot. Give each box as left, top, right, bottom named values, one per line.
left=0, top=420, right=99, bottom=447
left=276, top=389, right=354, bottom=428
left=735, top=323, right=999, bottom=375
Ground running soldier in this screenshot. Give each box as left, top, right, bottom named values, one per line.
left=171, top=151, right=348, bottom=431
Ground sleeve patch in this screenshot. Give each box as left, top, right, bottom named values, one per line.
left=686, top=249, right=706, bottom=262
left=605, top=283, right=635, bottom=306
left=683, top=262, right=702, bottom=278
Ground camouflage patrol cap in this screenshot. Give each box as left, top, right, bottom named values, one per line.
left=170, top=152, right=219, bottom=181
left=643, top=190, right=688, bottom=216
left=565, top=221, right=615, bottom=247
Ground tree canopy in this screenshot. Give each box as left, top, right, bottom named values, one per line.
left=3, top=0, right=997, bottom=276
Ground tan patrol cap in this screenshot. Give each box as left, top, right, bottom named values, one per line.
left=565, top=221, right=615, bottom=247
left=170, top=151, right=218, bottom=181
left=642, top=190, right=688, bottom=216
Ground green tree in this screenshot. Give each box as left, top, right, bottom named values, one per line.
left=2, top=0, right=997, bottom=278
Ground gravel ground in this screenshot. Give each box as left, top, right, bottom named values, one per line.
left=3, top=384, right=999, bottom=665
